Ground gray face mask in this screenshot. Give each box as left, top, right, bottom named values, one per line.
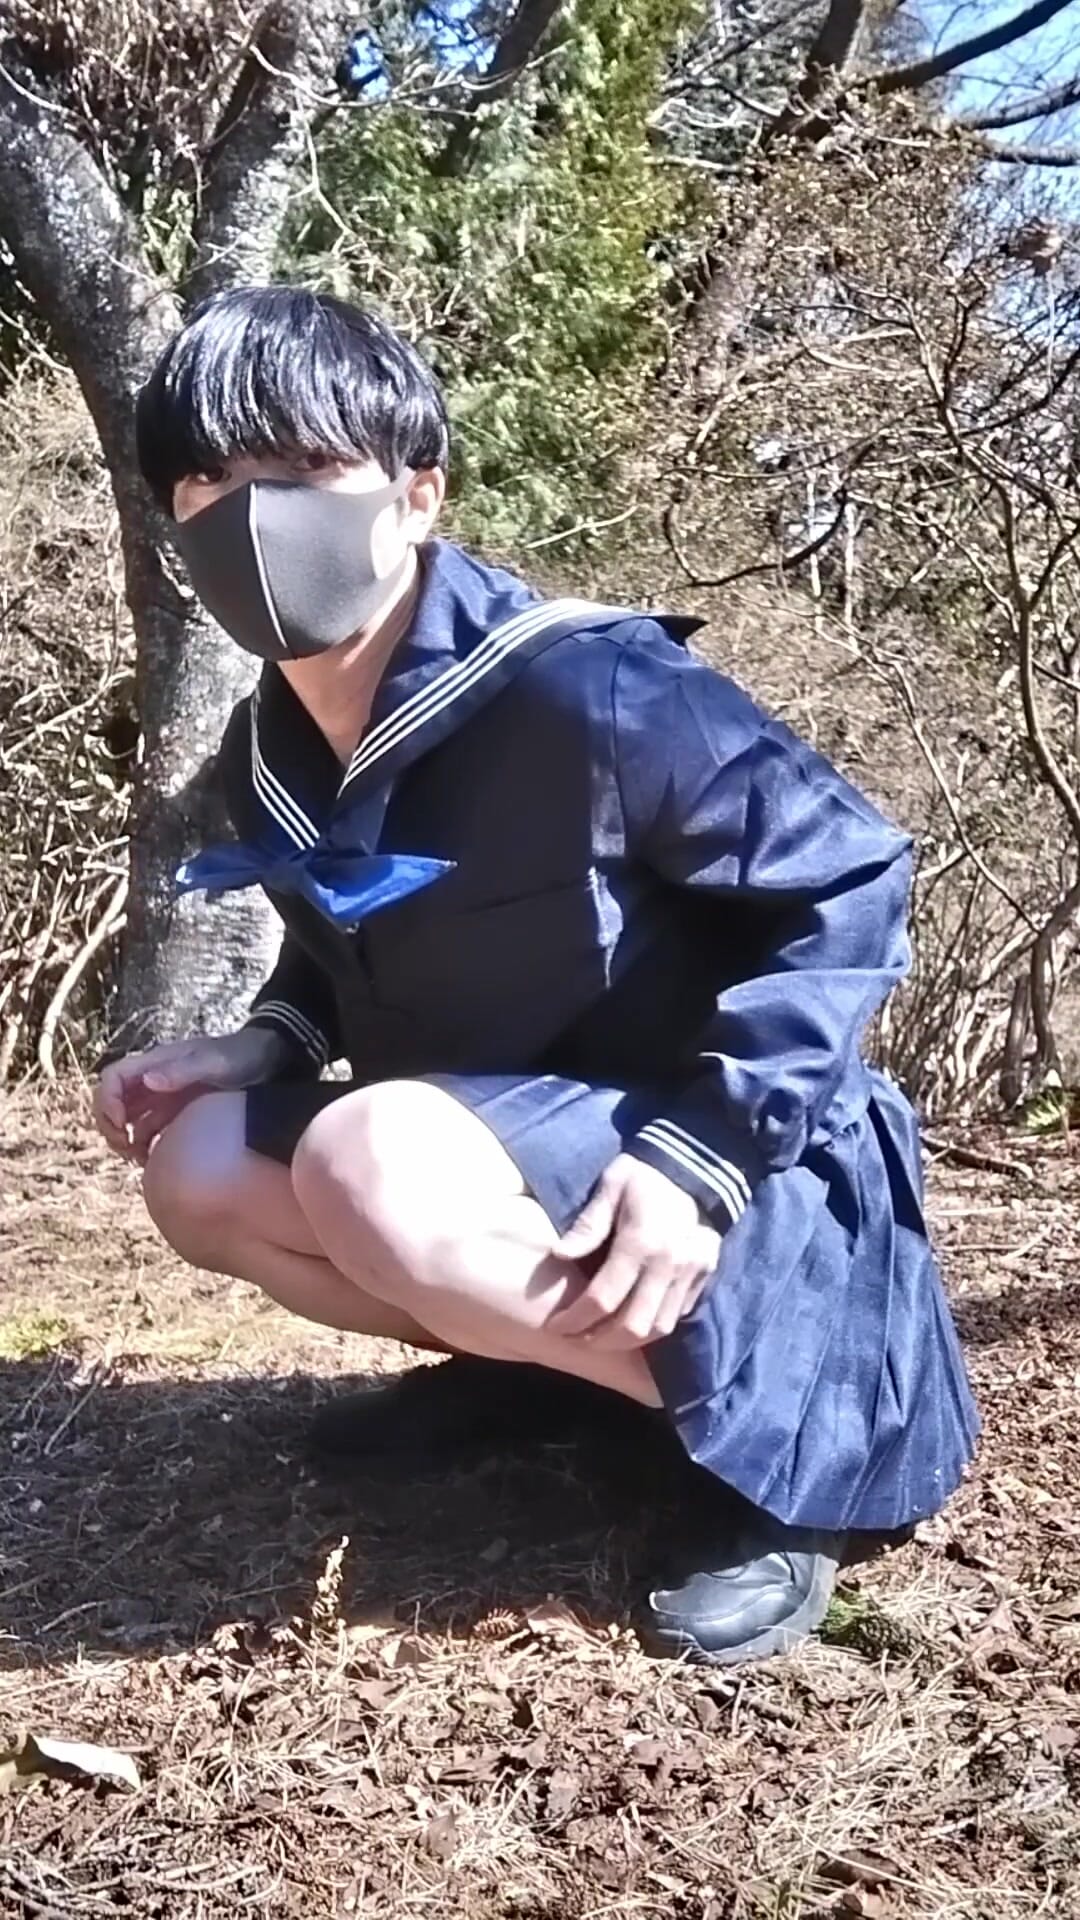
left=173, top=473, right=412, bottom=660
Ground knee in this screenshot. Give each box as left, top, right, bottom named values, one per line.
left=291, top=1081, right=428, bottom=1251
left=142, top=1091, right=246, bottom=1269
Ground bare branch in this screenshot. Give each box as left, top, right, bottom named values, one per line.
left=970, top=134, right=1080, bottom=166
left=958, top=74, right=1080, bottom=131
left=0, top=57, right=175, bottom=502
left=185, top=0, right=356, bottom=303
left=434, top=0, right=566, bottom=179
left=871, top=0, right=1078, bottom=100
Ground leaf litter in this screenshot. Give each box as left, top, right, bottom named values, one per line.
left=3, top=1107, right=1080, bottom=1916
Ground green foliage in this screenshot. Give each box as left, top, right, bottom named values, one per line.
left=286, top=0, right=701, bottom=549
left=1020, top=1081, right=1079, bottom=1136
left=0, top=1310, right=71, bottom=1360
left=820, top=1583, right=926, bottom=1661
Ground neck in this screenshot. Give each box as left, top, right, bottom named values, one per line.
left=279, top=549, right=421, bottom=763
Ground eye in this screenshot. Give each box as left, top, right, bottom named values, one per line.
left=292, top=450, right=338, bottom=475
left=193, top=464, right=228, bottom=486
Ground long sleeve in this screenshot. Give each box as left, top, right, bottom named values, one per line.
left=243, top=931, right=340, bottom=1076
left=613, top=630, right=912, bottom=1232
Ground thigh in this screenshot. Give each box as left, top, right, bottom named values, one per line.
left=146, top=1090, right=325, bottom=1256
left=293, top=1078, right=531, bottom=1217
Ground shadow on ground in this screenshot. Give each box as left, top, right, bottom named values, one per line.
left=0, top=1358, right=695, bottom=1668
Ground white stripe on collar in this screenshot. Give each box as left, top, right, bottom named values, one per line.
left=250, top=686, right=319, bottom=850
left=339, top=595, right=602, bottom=793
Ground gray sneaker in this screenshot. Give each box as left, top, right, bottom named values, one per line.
left=643, top=1508, right=844, bottom=1664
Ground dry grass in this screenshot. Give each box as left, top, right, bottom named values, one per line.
left=2, top=1089, right=1080, bottom=1917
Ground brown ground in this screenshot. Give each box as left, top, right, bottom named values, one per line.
left=1, top=1089, right=1079, bottom=1920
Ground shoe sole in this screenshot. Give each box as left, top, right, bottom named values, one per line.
left=639, top=1555, right=839, bottom=1667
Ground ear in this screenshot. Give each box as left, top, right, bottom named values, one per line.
left=403, top=466, right=445, bottom=540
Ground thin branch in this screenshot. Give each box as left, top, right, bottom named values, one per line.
left=433, top=0, right=566, bottom=179
left=971, top=134, right=1080, bottom=166
left=870, top=653, right=1039, bottom=935
left=663, top=489, right=850, bottom=591
left=871, top=0, right=1078, bottom=99
left=957, top=74, right=1080, bottom=131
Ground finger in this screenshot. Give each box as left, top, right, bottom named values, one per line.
left=555, top=1175, right=620, bottom=1261
left=589, top=1257, right=679, bottom=1349
left=142, top=1044, right=223, bottom=1095
left=550, top=1241, right=645, bottom=1336
left=95, top=1055, right=151, bottom=1133
left=129, top=1102, right=171, bottom=1162
left=651, top=1263, right=703, bottom=1339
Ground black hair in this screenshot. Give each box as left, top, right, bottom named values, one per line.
left=135, top=285, right=450, bottom=514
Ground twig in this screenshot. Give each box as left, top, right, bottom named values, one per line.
left=42, top=1360, right=110, bottom=1458
left=922, top=1133, right=1035, bottom=1181
left=37, top=877, right=127, bottom=1079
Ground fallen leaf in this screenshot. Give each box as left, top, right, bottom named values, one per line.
left=0, top=1733, right=140, bottom=1794
left=969, top=1599, right=1036, bottom=1669
left=625, top=1735, right=665, bottom=1767
left=692, top=1694, right=723, bottom=1732
left=524, top=1597, right=595, bottom=1642
left=819, top=1848, right=902, bottom=1890
left=345, top=1609, right=401, bottom=1648
left=546, top=1766, right=580, bottom=1820
left=478, top=1537, right=510, bottom=1566
left=836, top=1892, right=889, bottom=1918
left=422, top=1810, right=459, bottom=1860
left=347, top=1678, right=397, bottom=1712
left=380, top=1633, right=430, bottom=1671
left=313, top=1780, right=388, bottom=1825
left=435, top=1746, right=501, bottom=1785
left=511, top=1692, right=539, bottom=1732
left=648, top=1871, right=689, bottom=1895
left=1049, top=1593, right=1080, bottom=1622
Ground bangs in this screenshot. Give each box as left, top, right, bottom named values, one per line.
left=136, top=286, right=449, bottom=512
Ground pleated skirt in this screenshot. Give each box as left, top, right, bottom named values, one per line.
left=247, top=1066, right=979, bottom=1533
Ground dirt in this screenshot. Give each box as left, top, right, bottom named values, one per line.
left=1, top=1086, right=1079, bottom=1919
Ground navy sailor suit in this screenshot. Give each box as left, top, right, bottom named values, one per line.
left=185, top=537, right=979, bottom=1533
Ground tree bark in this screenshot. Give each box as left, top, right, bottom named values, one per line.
left=185, top=0, right=358, bottom=301
left=0, top=59, right=275, bottom=1045
left=0, top=18, right=359, bottom=1049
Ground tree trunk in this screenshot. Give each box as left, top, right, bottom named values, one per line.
left=118, top=513, right=275, bottom=1048
left=0, top=60, right=274, bottom=1050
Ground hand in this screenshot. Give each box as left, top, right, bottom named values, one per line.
left=550, top=1153, right=721, bottom=1349
left=93, top=1026, right=289, bottom=1165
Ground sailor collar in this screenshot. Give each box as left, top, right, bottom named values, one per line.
left=246, top=539, right=697, bottom=857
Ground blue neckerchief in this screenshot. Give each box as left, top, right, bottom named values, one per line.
left=176, top=841, right=454, bottom=927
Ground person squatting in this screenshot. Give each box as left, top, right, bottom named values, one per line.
left=94, top=286, right=979, bottom=1666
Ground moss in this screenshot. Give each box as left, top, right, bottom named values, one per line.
left=0, top=1310, right=72, bottom=1360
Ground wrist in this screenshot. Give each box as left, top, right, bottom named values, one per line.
left=234, top=1023, right=292, bottom=1075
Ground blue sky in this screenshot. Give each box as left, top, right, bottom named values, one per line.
left=914, top=1, right=1080, bottom=144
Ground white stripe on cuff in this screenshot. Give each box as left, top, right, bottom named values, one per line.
left=655, top=1118, right=753, bottom=1208
left=247, top=999, right=328, bottom=1065
left=635, top=1122, right=749, bottom=1223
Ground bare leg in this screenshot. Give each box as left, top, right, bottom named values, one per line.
left=291, top=1081, right=663, bottom=1409
left=143, top=1091, right=444, bottom=1347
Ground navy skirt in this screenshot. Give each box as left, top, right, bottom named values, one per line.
left=247, top=1068, right=979, bottom=1534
